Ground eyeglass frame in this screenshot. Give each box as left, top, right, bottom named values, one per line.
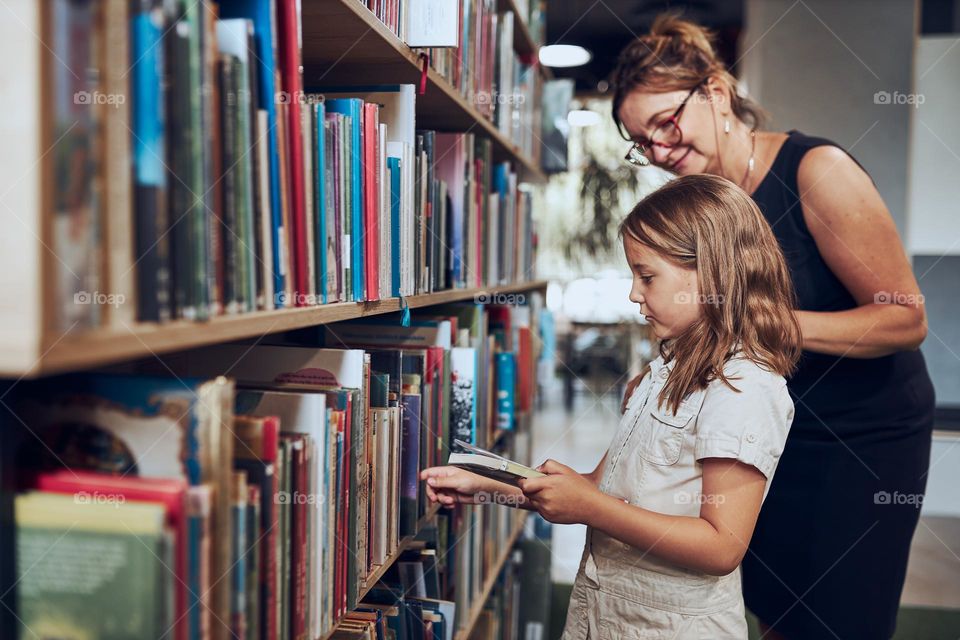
left=621, top=80, right=706, bottom=167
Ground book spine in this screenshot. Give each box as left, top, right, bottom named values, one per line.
left=131, top=1, right=170, bottom=323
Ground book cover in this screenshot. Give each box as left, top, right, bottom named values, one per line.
left=495, top=352, right=516, bottom=431
left=16, top=492, right=169, bottom=638
left=32, top=470, right=190, bottom=640
left=399, top=374, right=422, bottom=537
left=447, top=439, right=543, bottom=487
left=450, top=348, right=478, bottom=446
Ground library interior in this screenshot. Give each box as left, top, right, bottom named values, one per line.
left=1, top=1, right=959, bottom=639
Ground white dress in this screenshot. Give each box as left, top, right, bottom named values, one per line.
left=560, top=353, right=795, bottom=639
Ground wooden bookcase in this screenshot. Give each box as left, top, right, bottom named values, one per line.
left=0, top=0, right=549, bottom=637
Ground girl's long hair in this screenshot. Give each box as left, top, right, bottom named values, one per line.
left=619, top=174, right=802, bottom=414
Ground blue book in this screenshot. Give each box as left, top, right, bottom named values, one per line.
left=219, top=0, right=286, bottom=305
left=388, top=156, right=402, bottom=298
left=496, top=352, right=517, bottom=431
left=399, top=377, right=422, bottom=538
left=314, top=101, right=327, bottom=303
left=326, top=98, right=365, bottom=302
left=130, top=1, right=170, bottom=322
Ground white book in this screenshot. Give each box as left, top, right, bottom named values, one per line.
left=181, top=344, right=366, bottom=388
left=402, top=0, right=459, bottom=47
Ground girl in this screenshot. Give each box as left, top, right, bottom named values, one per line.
left=612, top=16, right=934, bottom=639
left=421, top=174, right=802, bottom=638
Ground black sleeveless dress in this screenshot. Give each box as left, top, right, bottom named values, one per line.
left=743, top=131, right=935, bottom=639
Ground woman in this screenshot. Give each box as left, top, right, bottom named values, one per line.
left=611, top=15, right=934, bottom=640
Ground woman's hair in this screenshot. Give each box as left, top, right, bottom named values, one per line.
left=611, top=13, right=766, bottom=136
left=619, top=174, right=801, bottom=414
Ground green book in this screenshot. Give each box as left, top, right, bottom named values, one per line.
left=16, top=491, right=170, bottom=639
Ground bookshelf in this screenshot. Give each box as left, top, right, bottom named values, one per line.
left=5, top=281, right=548, bottom=378
left=301, top=0, right=547, bottom=182
left=454, top=511, right=529, bottom=640
left=3, top=0, right=551, bottom=638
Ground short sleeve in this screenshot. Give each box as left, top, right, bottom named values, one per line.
left=694, top=360, right=795, bottom=478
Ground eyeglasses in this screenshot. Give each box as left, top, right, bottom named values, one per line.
left=623, top=83, right=703, bottom=167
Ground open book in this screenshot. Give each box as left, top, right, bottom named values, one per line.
left=447, top=439, right=545, bottom=487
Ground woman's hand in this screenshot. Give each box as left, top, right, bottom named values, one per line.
left=420, top=466, right=495, bottom=507
left=621, top=373, right=643, bottom=414
left=519, top=459, right=603, bottom=525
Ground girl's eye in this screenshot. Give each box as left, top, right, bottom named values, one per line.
left=640, top=275, right=653, bottom=284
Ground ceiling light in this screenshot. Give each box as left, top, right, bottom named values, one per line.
left=539, top=44, right=591, bottom=68
left=567, top=110, right=601, bottom=127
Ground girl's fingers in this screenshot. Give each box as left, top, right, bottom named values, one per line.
left=537, top=459, right=573, bottom=475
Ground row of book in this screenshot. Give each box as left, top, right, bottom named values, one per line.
left=469, top=519, right=553, bottom=640
left=12, top=298, right=542, bottom=640
left=50, top=0, right=539, bottom=331
left=362, top=0, right=544, bottom=158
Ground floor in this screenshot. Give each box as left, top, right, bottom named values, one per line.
left=531, top=380, right=960, bottom=635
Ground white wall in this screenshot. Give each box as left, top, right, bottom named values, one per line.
left=741, top=0, right=917, bottom=234
left=907, top=36, right=960, bottom=256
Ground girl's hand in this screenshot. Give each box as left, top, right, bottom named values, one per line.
left=519, top=459, right=603, bottom=525
left=420, top=466, right=491, bottom=507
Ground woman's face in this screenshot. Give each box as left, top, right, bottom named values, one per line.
left=617, top=85, right=723, bottom=176
left=623, top=235, right=701, bottom=340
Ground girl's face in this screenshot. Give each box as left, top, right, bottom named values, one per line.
left=616, top=85, right=722, bottom=176
left=623, top=235, right=701, bottom=340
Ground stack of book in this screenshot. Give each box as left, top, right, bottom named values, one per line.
left=12, top=297, right=542, bottom=639
left=44, top=0, right=539, bottom=332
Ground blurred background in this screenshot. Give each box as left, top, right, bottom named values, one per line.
left=529, top=1, right=960, bottom=637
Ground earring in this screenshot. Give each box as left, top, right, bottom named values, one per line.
left=724, top=119, right=731, bottom=134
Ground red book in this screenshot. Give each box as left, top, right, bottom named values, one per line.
left=34, top=471, right=189, bottom=640
left=277, top=0, right=308, bottom=301
left=362, top=102, right=380, bottom=301
left=426, top=346, right=445, bottom=467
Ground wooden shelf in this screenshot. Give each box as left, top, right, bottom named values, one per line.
left=9, top=281, right=548, bottom=379
left=320, top=502, right=443, bottom=640
left=300, top=0, right=546, bottom=183
left=454, top=512, right=529, bottom=640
